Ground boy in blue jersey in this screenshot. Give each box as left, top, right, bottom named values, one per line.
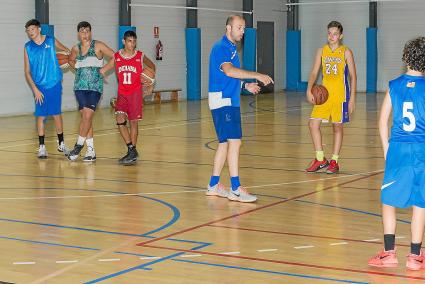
left=24, top=19, right=70, bottom=158
left=206, top=15, right=273, bottom=203
left=368, top=37, right=425, bottom=270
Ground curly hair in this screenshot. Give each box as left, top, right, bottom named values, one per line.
left=402, top=37, right=425, bottom=73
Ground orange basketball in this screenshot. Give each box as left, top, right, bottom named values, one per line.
left=56, top=51, right=69, bottom=69
left=141, top=67, right=156, bottom=86
left=311, top=84, right=329, bottom=105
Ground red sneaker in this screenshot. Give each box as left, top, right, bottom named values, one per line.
left=326, top=159, right=339, bottom=174
left=368, top=249, right=398, bottom=268
left=306, top=158, right=329, bottom=172
left=406, top=250, right=425, bottom=271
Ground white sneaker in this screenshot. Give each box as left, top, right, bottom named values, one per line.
left=228, top=186, right=257, bottom=203
left=83, top=146, right=96, bottom=162
left=206, top=183, right=228, bottom=198
left=38, top=144, right=47, bottom=159
left=57, top=141, right=69, bottom=155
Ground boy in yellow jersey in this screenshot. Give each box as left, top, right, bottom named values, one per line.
left=306, top=21, right=357, bottom=174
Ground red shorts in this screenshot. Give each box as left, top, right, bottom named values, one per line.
left=115, top=90, right=143, bottom=121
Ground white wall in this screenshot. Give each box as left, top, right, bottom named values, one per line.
left=0, top=0, right=36, bottom=115
left=378, top=2, right=425, bottom=91
left=132, top=0, right=187, bottom=98
left=299, top=1, right=368, bottom=92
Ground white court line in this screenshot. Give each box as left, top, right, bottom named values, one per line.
left=56, top=260, right=78, bottom=264
left=246, top=169, right=383, bottom=189
left=180, top=254, right=202, bottom=258
left=0, top=189, right=205, bottom=201
left=330, top=242, right=348, bottom=246
left=140, top=256, right=161, bottom=260
left=294, top=245, right=315, bottom=249
left=395, top=236, right=406, bottom=239
left=257, top=248, right=278, bottom=252
left=363, top=239, right=380, bottom=242
left=98, top=258, right=120, bottom=262
left=13, top=261, right=36, bottom=265
left=221, top=251, right=240, bottom=255
left=0, top=169, right=383, bottom=201
left=0, top=105, right=307, bottom=151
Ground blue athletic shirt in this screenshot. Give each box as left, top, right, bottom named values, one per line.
left=389, top=74, right=425, bottom=143
left=208, top=35, right=241, bottom=110
left=25, top=35, right=62, bottom=89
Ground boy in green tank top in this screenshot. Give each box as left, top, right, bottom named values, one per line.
left=68, top=21, right=115, bottom=162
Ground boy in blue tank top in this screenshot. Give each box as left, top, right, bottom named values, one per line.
left=368, top=37, right=425, bottom=270
left=24, top=19, right=70, bottom=158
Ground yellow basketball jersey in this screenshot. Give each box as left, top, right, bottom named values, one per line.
left=321, top=44, right=349, bottom=103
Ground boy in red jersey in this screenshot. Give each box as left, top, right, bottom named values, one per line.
left=101, top=30, right=155, bottom=165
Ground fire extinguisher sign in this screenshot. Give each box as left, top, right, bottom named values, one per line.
left=154, top=27, right=163, bottom=61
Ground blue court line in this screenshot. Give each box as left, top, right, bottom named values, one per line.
left=173, top=259, right=369, bottom=284
left=294, top=200, right=411, bottom=224
left=114, top=251, right=153, bottom=258
left=0, top=236, right=99, bottom=251
left=84, top=252, right=185, bottom=284
left=255, top=194, right=412, bottom=225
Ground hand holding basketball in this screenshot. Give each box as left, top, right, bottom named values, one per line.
left=56, top=51, right=70, bottom=69
left=310, top=84, right=329, bottom=105
left=141, top=67, right=156, bottom=86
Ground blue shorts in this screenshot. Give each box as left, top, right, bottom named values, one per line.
left=34, top=82, right=62, bottom=117
left=381, top=142, right=425, bottom=208
left=211, top=106, right=242, bottom=143
left=75, top=90, right=102, bottom=111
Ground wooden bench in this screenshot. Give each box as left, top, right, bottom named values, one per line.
left=147, top=88, right=181, bottom=104
left=110, top=88, right=182, bottom=108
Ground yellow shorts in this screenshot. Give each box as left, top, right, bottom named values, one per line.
left=310, top=97, right=349, bottom=123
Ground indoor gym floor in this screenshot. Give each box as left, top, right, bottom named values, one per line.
left=0, top=91, right=420, bottom=283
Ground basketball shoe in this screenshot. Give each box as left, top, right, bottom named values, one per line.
left=406, top=250, right=425, bottom=271
left=368, top=249, right=398, bottom=268
left=228, top=186, right=257, bottom=203
left=119, top=147, right=138, bottom=165
left=83, top=146, right=96, bottom=162
left=206, top=183, right=228, bottom=198
left=67, top=144, right=84, bottom=161
left=57, top=141, right=69, bottom=155
left=326, top=159, right=339, bottom=174
left=38, top=144, right=47, bottom=159
left=306, top=158, right=329, bottom=172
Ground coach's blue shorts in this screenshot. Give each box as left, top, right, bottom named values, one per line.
left=211, top=106, right=242, bottom=143
left=381, top=142, right=425, bottom=208
left=34, top=82, right=62, bottom=117
left=75, top=90, right=102, bottom=111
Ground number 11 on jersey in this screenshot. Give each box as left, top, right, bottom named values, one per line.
left=123, top=72, right=132, bottom=85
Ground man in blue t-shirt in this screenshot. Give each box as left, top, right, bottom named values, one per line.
left=206, top=15, right=273, bottom=203
left=24, top=19, right=70, bottom=158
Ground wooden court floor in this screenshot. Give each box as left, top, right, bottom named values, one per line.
left=0, top=91, right=421, bottom=283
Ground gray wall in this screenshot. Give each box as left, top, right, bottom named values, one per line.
left=3, top=0, right=285, bottom=116
left=299, top=2, right=368, bottom=92
left=299, top=1, right=425, bottom=92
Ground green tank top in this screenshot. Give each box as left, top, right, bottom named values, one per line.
left=74, top=40, right=104, bottom=93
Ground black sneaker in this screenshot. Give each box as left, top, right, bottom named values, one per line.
left=120, top=147, right=138, bottom=166
left=67, top=144, right=84, bottom=161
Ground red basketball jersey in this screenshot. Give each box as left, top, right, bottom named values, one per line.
left=115, top=50, right=143, bottom=95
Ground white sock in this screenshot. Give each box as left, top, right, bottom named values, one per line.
left=77, top=136, right=86, bottom=146
left=86, top=137, right=94, bottom=151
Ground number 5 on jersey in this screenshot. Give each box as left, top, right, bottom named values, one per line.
left=403, top=102, right=416, bottom=132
